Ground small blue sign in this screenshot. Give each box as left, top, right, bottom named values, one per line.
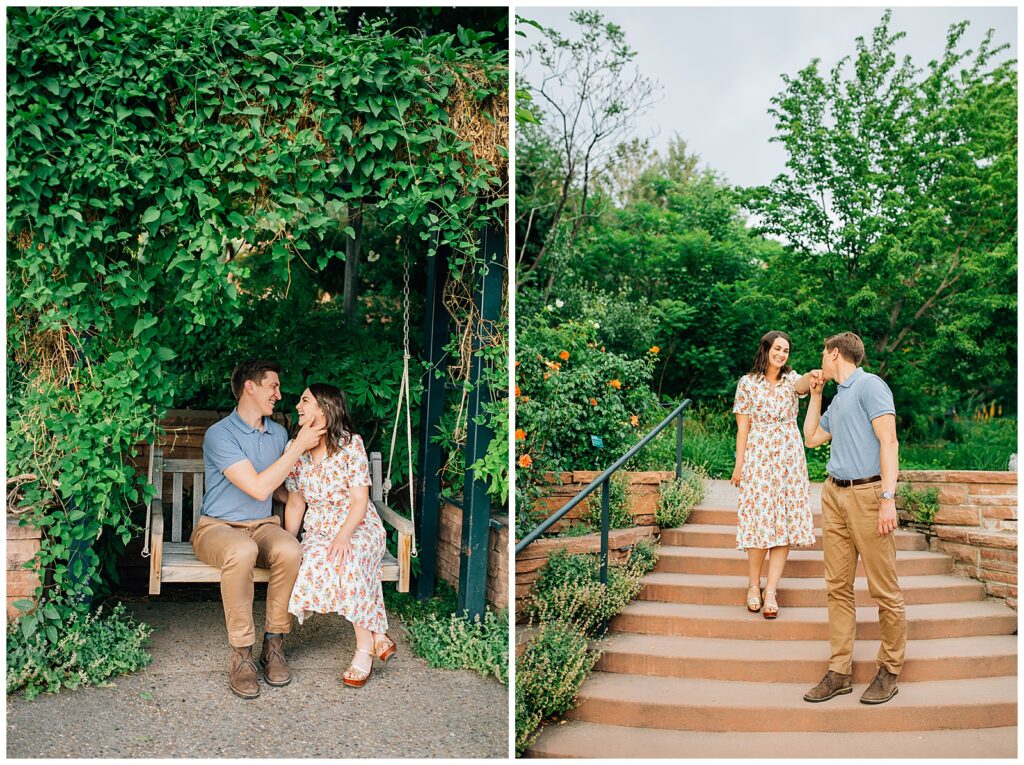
left=590, top=435, right=604, bottom=448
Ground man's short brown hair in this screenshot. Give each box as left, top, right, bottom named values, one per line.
left=230, top=359, right=282, bottom=401
left=824, top=332, right=866, bottom=366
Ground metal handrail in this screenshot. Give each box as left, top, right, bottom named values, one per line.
left=515, top=399, right=693, bottom=585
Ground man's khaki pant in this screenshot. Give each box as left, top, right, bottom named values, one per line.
left=191, top=515, right=302, bottom=648
left=822, top=479, right=906, bottom=675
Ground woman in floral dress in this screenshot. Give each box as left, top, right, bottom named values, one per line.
left=284, top=383, right=394, bottom=687
left=731, top=331, right=819, bottom=618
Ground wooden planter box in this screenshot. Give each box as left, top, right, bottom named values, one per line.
left=7, top=515, right=42, bottom=620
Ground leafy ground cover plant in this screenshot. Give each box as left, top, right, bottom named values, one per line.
left=657, top=463, right=709, bottom=528
left=6, top=601, right=152, bottom=700
left=384, top=581, right=508, bottom=684
left=898, top=485, right=941, bottom=524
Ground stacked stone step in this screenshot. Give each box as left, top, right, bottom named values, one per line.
left=529, top=480, right=1018, bottom=759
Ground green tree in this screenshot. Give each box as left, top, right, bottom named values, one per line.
left=744, top=11, right=1017, bottom=413
left=516, top=10, right=660, bottom=292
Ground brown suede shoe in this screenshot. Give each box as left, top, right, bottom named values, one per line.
left=259, top=634, right=292, bottom=687
left=229, top=646, right=260, bottom=699
left=860, top=666, right=899, bottom=705
left=803, top=670, right=853, bottom=702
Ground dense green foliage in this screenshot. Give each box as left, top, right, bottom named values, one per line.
left=6, top=601, right=152, bottom=700
left=898, top=485, right=941, bottom=525
left=7, top=6, right=507, bottom=661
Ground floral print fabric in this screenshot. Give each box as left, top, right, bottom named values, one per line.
left=285, top=434, right=389, bottom=632
left=732, top=370, right=815, bottom=551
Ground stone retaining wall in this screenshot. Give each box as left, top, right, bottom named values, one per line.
left=515, top=470, right=675, bottom=619
left=436, top=499, right=509, bottom=609
left=898, top=470, right=1017, bottom=610
left=6, top=515, right=43, bottom=620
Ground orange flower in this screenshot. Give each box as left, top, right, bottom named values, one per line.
left=515, top=360, right=521, bottom=367
left=600, top=346, right=606, bottom=352
left=589, top=398, right=597, bottom=406
left=559, top=350, right=570, bottom=361
left=522, top=396, right=530, bottom=402
left=515, top=428, right=526, bottom=441
left=545, top=360, right=561, bottom=371
left=543, top=372, right=551, bottom=380
left=518, top=454, right=533, bottom=468
left=630, top=414, right=640, bottom=426
left=515, top=385, right=521, bottom=397
left=649, top=345, right=660, bottom=354
left=609, top=379, right=622, bottom=389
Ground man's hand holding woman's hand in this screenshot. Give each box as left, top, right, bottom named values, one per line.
left=809, top=368, right=825, bottom=396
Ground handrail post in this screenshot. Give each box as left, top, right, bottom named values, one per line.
left=675, top=409, right=684, bottom=480
left=599, top=479, right=610, bottom=586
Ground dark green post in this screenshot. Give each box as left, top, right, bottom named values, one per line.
left=457, top=225, right=504, bottom=619
left=415, top=245, right=450, bottom=600
left=676, top=409, right=684, bottom=480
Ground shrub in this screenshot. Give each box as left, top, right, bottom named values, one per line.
left=627, top=539, right=659, bottom=575
left=558, top=521, right=597, bottom=537
left=657, top=464, right=708, bottom=528
left=515, top=619, right=598, bottom=756
left=7, top=601, right=152, bottom=700
left=527, top=549, right=645, bottom=635
left=899, top=485, right=941, bottom=524
left=405, top=608, right=509, bottom=686
left=580, top=474, right=633, bottom=531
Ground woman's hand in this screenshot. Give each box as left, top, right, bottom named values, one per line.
left=327, top=530, right=353, bottom=568
left=730, top=464, right=743, bottom=487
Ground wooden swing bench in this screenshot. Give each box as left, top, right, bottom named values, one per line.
left=146, top=447, right=414, bottom=595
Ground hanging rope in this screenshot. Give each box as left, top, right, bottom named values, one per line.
left=384, top=251, right=418, bottom=558
left=140, top=408, right=157, bottom=558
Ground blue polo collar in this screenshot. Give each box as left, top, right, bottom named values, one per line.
left=838, top=367, right=864, bottom=389
left=228, top=408, right=270, bottom=434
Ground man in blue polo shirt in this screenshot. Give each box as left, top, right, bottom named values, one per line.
left=801, top=332, right=906, bottom=706
left=191, top=360, right=325, bottom=699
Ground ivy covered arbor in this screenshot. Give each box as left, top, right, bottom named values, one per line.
left=7, top=6, right=508, bottom=631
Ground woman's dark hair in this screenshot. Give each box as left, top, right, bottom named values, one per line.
left=748, top=331, right=793, bottom=380
left=308, top=383, right=358, bottom=457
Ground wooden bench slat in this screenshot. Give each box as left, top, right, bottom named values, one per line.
left=164, top=458, right=204, bottom=473
left=171, top=472, right=183, bottom=543
left=192, top=472, right=203, bottom=532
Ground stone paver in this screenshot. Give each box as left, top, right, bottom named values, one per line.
left=7, top=596, right=508, bottom=758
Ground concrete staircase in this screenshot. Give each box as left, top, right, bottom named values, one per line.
left=529, top=481, right=1018, bottom=758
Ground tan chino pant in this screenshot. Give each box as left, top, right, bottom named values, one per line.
left=821, top=479, right=907, bottom=675
left=191, top=514, right=302, bottom=648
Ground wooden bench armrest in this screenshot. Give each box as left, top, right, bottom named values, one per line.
left=372, top=499, right=414, bottom=536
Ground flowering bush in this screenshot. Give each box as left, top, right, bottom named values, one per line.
left=515, top=318, right=663, bottom=538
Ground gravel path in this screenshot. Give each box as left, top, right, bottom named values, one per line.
left=7, top=597, right=508, bottom=758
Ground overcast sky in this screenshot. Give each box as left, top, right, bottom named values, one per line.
left=517, top=6, right=1018, bottom=188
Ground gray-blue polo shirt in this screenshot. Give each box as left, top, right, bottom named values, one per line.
left=201, top=410, right=289, bottom=521
left=820, top=367, right=896, bottom=481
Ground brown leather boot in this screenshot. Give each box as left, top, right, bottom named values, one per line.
left=803, top=670, right=852, bottom=702
left=860, top=666, right=899, bottom=705
left=229, top=646, right=260, bottom=699
left=259, top=634, right=292, bottom=687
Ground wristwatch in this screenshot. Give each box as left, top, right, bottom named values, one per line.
left=880, top=490, right=896, bottom=500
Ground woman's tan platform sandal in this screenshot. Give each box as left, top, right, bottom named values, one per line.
left=343, top=648, right=374, bottom=688
left=763, top=590, right=779, bottom=620
left=374, top=633, right=397, bottom=664
left=746, top=584, right=763, bottom=612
